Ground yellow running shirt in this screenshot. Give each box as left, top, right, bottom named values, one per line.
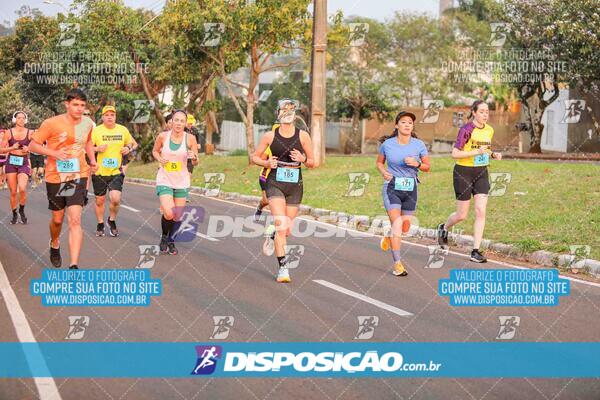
left=454, top=122, right=494, bottom=167
left=259, top=124, right=280, bottom=179
left=260, top=146, right=272, bottom=179
left=92, top=123, right=133, bottom=176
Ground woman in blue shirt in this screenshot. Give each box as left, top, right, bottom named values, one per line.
left=376, top=111, right=430, bottom=276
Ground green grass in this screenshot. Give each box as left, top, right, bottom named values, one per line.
left=127, top=155, right=600, bottom=259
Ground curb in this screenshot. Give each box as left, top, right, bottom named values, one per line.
left=125, top=176, right=600, bottom=278
left=503, top=152, right=600, bottom=162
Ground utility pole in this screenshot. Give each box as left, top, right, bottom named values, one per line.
left=310, top=0, right=327, bottom=167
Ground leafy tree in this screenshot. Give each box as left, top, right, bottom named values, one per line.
left=0, top=13, right=67, bottom=115
left=547, top=0, right=600, bottom=139
left=386, top=12, right=459, bottom=107
left=499, top=0, right=598, bottom=152
left=255, top=71, right=310, bottom=126
left=195, top=0, right=311, bottom=160
left=150, top=0, right=226, bottom=122
left=328, top=16, right=392, bottom=153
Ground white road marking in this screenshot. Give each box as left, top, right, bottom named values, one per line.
left=127, top=180, right=600, bottom=290
left=120, top=204, right=141, bottom=213
left=195, top=232, right=219, bottom=242
left=314, top=279, right=413, bottom=317
left=0, top=260, right=62, bottom=400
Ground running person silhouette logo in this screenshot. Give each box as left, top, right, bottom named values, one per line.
left=425, top=245, right=448, bottom=269
left=496, top=316, right=520, bottom=340
left=348, top=23, right=369, bottom=47
left=284, top=245, right=304, bottom=269
left=202, top=23, right=225, bottom=47
left=171, top=206, right=205, bottom=242
left=191, top=345, right=222, bottom=375
left=568, top=245, right=591, bottom=271
left=354, top=316, right=379, bottom=339
left=489, top=173, right=512, bottom=197
left=210, top=316, right=234, bottom=339
left=346, top=173, right=370, bottom=197
left=137, top=245, right=159, bottom=268
left=561, top=100, right=586, bottom=124
left=58, top=23, right=79, bottom=47
left=488, top=22, right=509, bottom=47
left=421, top=100, right=444, bottom=124
left=131, top=100, right=155, bottom=124
left=57, top=176, right=80, bottom=197
left=204, top=173, right=225, bottom=197
left=65, top=316, right=89, bottom=340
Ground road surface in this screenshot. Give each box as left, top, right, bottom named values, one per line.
left=1, top=180, right=599, bottom=399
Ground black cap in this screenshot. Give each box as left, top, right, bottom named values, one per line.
left=395, top=111, right=416, bottom=122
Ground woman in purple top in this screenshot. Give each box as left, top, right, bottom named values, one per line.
left=0, top=129, right=7, bottom=190
left=376, top=111, right=430, bottom=277
left=0, top=111, right=33, bottom=224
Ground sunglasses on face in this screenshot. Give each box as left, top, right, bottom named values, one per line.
left=277, top=99, right=299, bottom=110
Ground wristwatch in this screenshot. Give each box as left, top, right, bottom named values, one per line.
left=416, top=160, right=422, bottom=169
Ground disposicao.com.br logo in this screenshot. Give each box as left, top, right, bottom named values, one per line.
left=191, top=345, right=442, bottom=377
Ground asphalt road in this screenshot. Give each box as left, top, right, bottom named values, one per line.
left=1, top=180, right=599, bottom=400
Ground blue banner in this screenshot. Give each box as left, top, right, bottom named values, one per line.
left=439, top=269, right=570, bottom=306
left=30, top=269, right=162, bottom=307
left=1, top=342, right=599, bottom=378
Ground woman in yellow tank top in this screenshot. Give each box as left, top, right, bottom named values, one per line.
left=437, top=100, right=503, bottom=263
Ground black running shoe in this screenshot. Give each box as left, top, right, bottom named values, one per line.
left=254, top=205, right=263, bottom=222
left=107, top=219, right=119, bottom=237
left=69, top=265, right=78, bottom=270
left=167, top=242, right=178, bottom=255
left=437, top=223, right=448, bottom=248
left=470, top=249, right=487, bottom=263
left=19, top=207, right=27, bottom=224
left=159, top=235, right=168, bottom=254
left=10, top=211, right=18, bottom=225
left=49, top=241, right=61, bottom=268
left=96, top=222, right=105, bottom=237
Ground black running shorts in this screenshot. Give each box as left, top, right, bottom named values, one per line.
left=453, top=165, right=490, bottom=200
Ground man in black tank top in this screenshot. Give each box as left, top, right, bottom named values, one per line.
left=251, top=99, right=315, bottom=283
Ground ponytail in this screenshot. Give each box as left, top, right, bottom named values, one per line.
left=380, top=110, right=419, bottom=143
left=379, top=128, right=398, bottom=143
left=468, top=100, right=486, bottom=120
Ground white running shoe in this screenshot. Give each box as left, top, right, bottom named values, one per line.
left=276, top=267, right=291, bottom=283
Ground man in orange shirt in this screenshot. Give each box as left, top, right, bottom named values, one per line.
left=29, top=88, right=97, bottom=270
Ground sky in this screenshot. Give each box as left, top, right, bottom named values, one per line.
left=1, top=0, right=441, bottom=25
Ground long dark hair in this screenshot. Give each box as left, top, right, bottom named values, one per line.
left=467, top=100, right=486, bottom=120
left=379, top=111, right=418, bottom=143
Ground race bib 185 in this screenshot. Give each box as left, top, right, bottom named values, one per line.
left=276, top=167, right=300, bottom=183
